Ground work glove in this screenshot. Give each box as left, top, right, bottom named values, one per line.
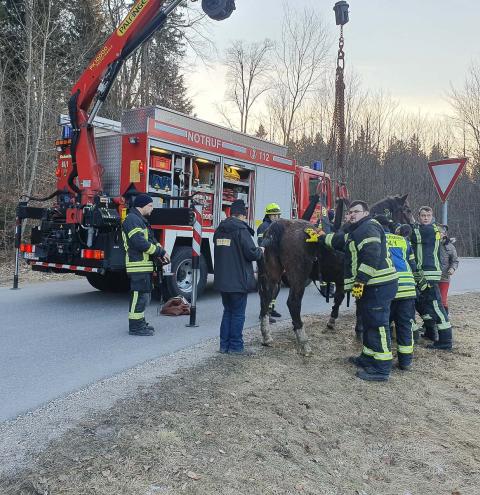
left=414, top=271, right=430, bottom=292
left=351, top=281, right=365, bottom=299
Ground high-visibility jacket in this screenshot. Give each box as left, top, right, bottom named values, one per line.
left=386, top=233, right=417, bottom=299
left=122, top=208, right=165, bottom=274
left=324, top=216, right=397, bottom=291
left=410, top=223, right=442, bottom=281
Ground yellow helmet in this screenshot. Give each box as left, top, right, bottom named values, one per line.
left=265, top=202, right=281, bottom=215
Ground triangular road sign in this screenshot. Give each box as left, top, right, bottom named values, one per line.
left=428, top=158, right=467, bottom=202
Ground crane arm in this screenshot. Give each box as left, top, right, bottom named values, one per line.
left=67, top=0, right=235, bottom=204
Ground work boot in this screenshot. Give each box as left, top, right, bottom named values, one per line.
left=426, top=342, right=452, bottom=351
left=348, top=356, right=367, bottom=368
left=356, top=367, right=389, bottom=382
left=129, top=325, right=154, bottom=336
left=270, top=309, right=282, bottom=318
left=141, top=319, right=154, bottom=332
left=229, top=349, right=256, bottom=356
left=421, top=323, right=436, bottom=341
left=398, top=363, right=412, bottom=371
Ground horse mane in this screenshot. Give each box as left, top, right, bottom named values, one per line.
left=262, top=220, right=286, bottom=257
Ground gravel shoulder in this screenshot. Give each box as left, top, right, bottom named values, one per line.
left=1, top=293, right=479, bottom=495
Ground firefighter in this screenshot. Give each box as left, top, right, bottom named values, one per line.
left=410, top=206, right=453, bottom=350
left=321, top=201, right=398, bottom=382
left=214, top=199, right=264, bottom=354
left=122, top=194, right=170, bottom=336
left=257, top=202, right=282, bottom=321
left=376, top=217, right=417, bottom=371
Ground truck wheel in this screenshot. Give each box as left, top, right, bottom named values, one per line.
left=165, top=246, right=208, bottom=300
left=86, top=271, right=129, bottom=293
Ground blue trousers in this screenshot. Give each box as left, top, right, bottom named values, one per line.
left=220, top=292, right=248, bottom=352
left=358, top=281, right=398, bottom=375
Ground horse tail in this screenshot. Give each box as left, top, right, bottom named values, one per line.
left=262, top=221, right=285, bottom=257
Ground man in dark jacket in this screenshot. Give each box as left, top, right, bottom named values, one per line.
left=322, top=201, right=398, bottom=382
left=122, top=194, right=170, bottom=336
left=411, top=206, right=452, bottom=350
left=214, top=199, right=264, bottom=354
left=257, top=202, right=282, bottom=321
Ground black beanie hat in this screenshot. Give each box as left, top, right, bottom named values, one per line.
left=230, top=199, right=247, bottom=216
left=134, top=193, right=154, bottom=208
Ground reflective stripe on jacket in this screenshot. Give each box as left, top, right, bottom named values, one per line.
left=411, top=223, right=441, bottom=281
left=122, top=208, right=164, bottom=274
left=386, top=233, right=417, bottom=299
left=324, top=216, right=397, bottom=291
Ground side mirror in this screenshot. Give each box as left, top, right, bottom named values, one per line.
left=202, top=0, right=236, bottom=20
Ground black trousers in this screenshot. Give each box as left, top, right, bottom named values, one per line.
left=390, top=298, right=415, bottom=367
left=416, top=283, right=452, bottom=345
left=128, top=273, right=152, bottom=330
left=358, top=281, right=398, bottom=375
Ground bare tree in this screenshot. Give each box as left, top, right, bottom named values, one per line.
left=268, top=5, right=330, bottom=145
left=223, top=39, right=273, bottom=133
left=448, top=62, right=480, bottom=167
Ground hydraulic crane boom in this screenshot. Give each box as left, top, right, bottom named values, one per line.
left=68, top=0, right=236, bottom=205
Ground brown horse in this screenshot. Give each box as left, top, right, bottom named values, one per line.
left=257, top=194, right=414, bottom=356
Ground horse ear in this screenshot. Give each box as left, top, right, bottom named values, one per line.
left=399, top=194, right=408, bottom=204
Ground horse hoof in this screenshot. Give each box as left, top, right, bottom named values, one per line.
left=262, top=338, right=274, bottom=347
left=300, top=344, right=313, bottom=357
left=326, top=317, right=336, bottom=330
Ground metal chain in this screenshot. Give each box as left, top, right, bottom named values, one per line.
left=334, top=25, right=347, bottom=186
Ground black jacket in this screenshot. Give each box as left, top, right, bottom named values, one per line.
left=256, top=216, right=272, bottom=247
left=214, top=217, right=263, bottom=293
left=410, top=223, right=442, bottom=281
left=324, top=215, right=397, bottom=290
left=122, top=208, right=165, bottom=274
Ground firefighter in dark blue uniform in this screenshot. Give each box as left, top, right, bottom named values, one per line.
left=376, top=217, right=417, bottom=370
left=257, top=203, right=282, bottom=320
left=122, top=194, right=169, bottom=336
left=322, top=201, right=398, bottom=381
left=410, top=206, right=452, bottom=350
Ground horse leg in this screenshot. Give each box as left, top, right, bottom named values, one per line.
left=287, top=284, right=312, bottom=357
left=259, top=279, right=275, bottom=346
left=327, top=291, right=345, bottom=330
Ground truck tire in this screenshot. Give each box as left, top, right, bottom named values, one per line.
left=164, top=246, right=208, bottom=300
left=86, top=271, right=130, bottom=293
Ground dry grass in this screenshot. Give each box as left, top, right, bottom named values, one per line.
left=1, top=294, right=479, bottom=495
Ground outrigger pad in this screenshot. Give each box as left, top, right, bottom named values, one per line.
left=304, top=227, right=324, bottom=243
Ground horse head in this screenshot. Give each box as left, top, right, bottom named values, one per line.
left=371, top=194, right=414, bottom=226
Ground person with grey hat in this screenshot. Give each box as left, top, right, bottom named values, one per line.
left=122, top=194, right=170, bottom=336
left=214, top=199, right=264, bottom=354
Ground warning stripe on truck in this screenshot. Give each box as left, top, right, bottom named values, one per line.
left=30, top=262, right=101, bottom=273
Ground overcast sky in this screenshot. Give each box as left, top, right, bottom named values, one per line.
left=185, top=0, right=480, bottom=124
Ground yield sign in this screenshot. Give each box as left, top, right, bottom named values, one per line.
left=427, top=158, right=467, bottom=202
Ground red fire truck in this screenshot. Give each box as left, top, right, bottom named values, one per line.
left=18, top=106, right=335, bottom=298
left=14, top=0, right=341, bottom=299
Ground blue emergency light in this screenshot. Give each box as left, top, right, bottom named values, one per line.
left=62, top=125, right=73, bottom=139
left=311, top=161, right=324, bottom=172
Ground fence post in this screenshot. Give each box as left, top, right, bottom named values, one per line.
left=12, top=205, right=24, bottom=290
left=186, top=202, right=203, bottom=327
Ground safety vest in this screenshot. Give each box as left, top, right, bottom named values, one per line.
left=411, top=223, right=442, bottom=281
left=386, top=233, right=416, bottom=299
left=122, top=208, right=161, bottom=274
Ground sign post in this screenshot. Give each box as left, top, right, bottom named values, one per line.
left=427, top=158, right=467, bottom=225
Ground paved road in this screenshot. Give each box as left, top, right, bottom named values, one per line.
left=1, top=258, right=479, bottom=422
